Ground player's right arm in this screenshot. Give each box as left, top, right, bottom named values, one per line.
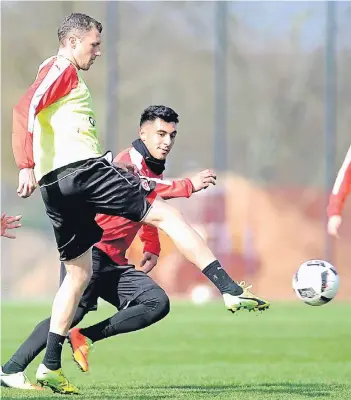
left=12, top=57, right=79, bottom=197
left=327, top=145, right=351, bottom=237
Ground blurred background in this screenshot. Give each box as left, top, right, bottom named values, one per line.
left=1, top=1, right=351, bottom=303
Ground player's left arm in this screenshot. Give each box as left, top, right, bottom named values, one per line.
left=153, top=169, right=217, bottom=200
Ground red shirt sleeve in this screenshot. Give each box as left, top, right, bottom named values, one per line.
left=327, top=146, right=351, bottom=217
left=138, top=225, right=161, bottom=256
left=12, top=58, right=78, bottom=169
left=152, top=177, right=194, bottom=199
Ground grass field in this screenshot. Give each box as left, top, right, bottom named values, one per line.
left=1, top=301, right=351, bottom=399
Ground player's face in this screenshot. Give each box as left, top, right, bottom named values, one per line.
left=140, top=118, right=177, bottom=160
left=72, top=28, right=102, bottom=70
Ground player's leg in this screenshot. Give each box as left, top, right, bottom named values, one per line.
left=1, top=306, right=88, bottom=390
left=2, top=260, right=93, bottom=390
left=143, top=196, right=269, bottom=312
left=48, top=251, right=93, bottom=336
left=37, top=250, right=92, bottom=375
left=70, top=288, right=169, bottom=371
left=86, top=157, right=268, bottom=313
left=80, top=271, right=169, bottom=340
left=68, top=256, right=169, bottom=372
left=36, top=176, right=103, bottom=394
left=36, top=252, right=98, bottom=393
left=35, top=253, right=93, bottom=393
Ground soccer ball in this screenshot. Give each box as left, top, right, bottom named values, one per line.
left=292, top=259, right=339, bottom=306
left=191, top=284, right=213, bottom=305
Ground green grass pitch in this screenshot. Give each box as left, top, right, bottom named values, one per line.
left=1, top=301, right=351, bottom=399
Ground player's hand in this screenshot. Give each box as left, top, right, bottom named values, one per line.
left=114, top=162, right=139, bottom=175
left=1, top=213, right=22, bottom=239
left=327, top=215, right=342, bottom=238
left=17, top=168, right=37, bottom=198
left=190, top=169, right=217, bottom=192
left=140, top=252, right=159, bottom=274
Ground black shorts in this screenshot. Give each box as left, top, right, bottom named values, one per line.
left=39, top=152, right=155, bottom=261
left=60, top=247, right=160, bottom=311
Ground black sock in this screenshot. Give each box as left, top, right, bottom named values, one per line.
left=202, top=260, right=243, bottom=296
left=42, top=332, right=66, bottom=370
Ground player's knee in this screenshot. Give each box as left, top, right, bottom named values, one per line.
left=154, top=288, right=170, bottom=321
left=138, top=288, right=170, bottom=322
left=76, top=268, right=92, bottom=287
left=64, top=250, right=93, bottom=286
left=147, top=200, right=184, bottom=226
left=83, top=266, right=93, bottom=283
left=163, top=207, right=184, bottom=229
left=65, top=264, right=92, bottom=287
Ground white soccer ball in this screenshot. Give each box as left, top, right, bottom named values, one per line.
left=191, top=285, right=213, bottom=305
left=292, top=259, right=339, bottom=306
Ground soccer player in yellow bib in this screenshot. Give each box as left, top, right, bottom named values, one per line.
left=11, top=13, right=269, bottom=394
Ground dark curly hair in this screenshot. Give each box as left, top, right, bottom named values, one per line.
left=140, top=105, right=179, bottom=127
left=58, top=13, right=102, bottom=45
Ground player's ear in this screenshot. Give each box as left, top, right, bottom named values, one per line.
left=139, top=127, right=146, bottom=142
left=68, top=35, right=77, bottom=49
